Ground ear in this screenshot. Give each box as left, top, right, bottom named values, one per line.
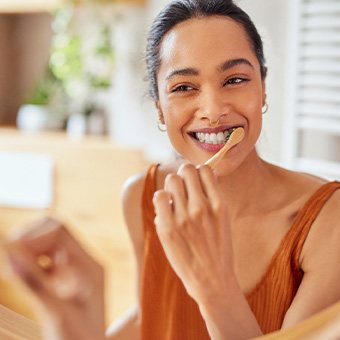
left=155, top=101, right=165, bottom=124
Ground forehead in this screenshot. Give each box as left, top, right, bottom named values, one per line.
left=159, top=16, right=256, bottom=71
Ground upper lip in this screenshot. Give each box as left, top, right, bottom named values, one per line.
left=188, top=124, right=243, bottom=134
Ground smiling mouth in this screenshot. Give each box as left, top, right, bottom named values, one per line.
left=189, top=127, right=237, bottom=145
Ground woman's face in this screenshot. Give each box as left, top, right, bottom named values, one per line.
left=156, top=16, right=265, bottom=173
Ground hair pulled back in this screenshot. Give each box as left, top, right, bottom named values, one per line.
left=145, top=0, right=267, bottom=100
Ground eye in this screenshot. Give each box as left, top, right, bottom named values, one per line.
left=223, top=77, right=249, bottom=86
left=171, top=84, right=195, bottom=93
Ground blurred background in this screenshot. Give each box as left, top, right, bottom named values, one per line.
left=0, top=0, right=339, bottom=329
left=0, top=0, right=339, bottom=173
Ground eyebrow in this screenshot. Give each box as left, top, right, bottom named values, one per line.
left=218, top=58, right=254, bottom=72
left=165, top=67, right=199, bottom=80
left=165, top=58, right=254, bottom=81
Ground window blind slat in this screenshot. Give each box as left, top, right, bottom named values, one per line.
left=304, top=2, right=340, bottom=14
left=297, top=116, right=340, bottom=134
left=301, top=45, right=340, bottom=58
left=301, top=60, right=340, bottom=73
left=302, top=16, right=340, bottom=29
left=302, top=30, right=340, bottom=44
left=299, top=102, right=340, bottom=118
left=301, top=74, right=340, bottom=87
left=284, top=0, right=340, bottom=173
left=300, top=88, right=340, bottom=103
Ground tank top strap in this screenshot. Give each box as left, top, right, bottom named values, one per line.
left=286, top=181, right=340, bottom=267
left=142, top=164, right=160, bottom=234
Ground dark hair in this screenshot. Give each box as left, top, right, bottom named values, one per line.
left=145, top=0, right=267, bottom=100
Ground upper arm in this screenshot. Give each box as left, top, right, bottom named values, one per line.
left=282, top=190, right=340, bottom=328
left=105, top=173, right=146, bottom=339
left=121, top=172, right=146, bottom=303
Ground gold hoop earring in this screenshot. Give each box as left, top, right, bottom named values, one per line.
left=157, top=118, right=167, bottom=132
left=262, top=103, right=269, bottom=114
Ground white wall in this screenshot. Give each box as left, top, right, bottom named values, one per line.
left=110, top=0, right=291, bottom=164
left=108, top=2, right=173, bottom=162
left=237, top=0, right=290, bottom=164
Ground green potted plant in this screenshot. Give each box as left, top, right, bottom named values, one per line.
left=17, top=71, right=66, bottom=131
left=17, top=3, right=115, bottom=134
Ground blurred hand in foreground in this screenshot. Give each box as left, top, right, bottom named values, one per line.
left=4, top=217, right=106, bottom=340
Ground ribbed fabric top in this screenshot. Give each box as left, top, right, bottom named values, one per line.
left=140, top=164, right=340, bottom=339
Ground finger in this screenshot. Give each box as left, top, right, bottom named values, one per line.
left=8, top=244, right=94, bottom=306
left=197, top=164, right=222, bottom=211
left=198, top=165, right=229, bottom=241
left=178, top=164, right=208, bottom=217
left=9, top=217, right=97, bottom=271
left=153, top=190, right=193, bottom=276
left=9, top=217, right=62, bottom=255
left=153, top=190, right=174, bottom=229
left=178, top=163, right=206, bottom=198
left=7, top=245, right=53, bottom=302
left=164, top=173, right=188, bottom=216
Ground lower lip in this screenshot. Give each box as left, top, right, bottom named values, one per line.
left=191, top=137, right=227, bottom=152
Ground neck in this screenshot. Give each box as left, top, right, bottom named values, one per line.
left=216, top=149, right=275, bottom=220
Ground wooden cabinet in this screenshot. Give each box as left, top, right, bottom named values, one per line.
left=0, top=0, right=146, bottom=14
left=0, top=13, right=52, bottom=125
left=0, top=0, right=62, bottom=13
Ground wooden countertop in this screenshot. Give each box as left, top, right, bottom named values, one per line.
left=0, top=128, right=149, bottom=325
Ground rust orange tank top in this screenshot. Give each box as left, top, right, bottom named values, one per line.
left=140, top=164, right=340, bottom=338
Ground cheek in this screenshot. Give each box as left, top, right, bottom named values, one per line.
left=238, top=84, right=263, bottom=112
left=238, top=87, right=263, bottom=128
left=235, top=87, right=263, bottom=141
left=159, top=103, right=194, bottom=155
left=245, top=96, right=262, bottom=132
left=160, top=99, right=194, bottom=128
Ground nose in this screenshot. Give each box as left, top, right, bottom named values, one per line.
left=196, top=86, right=231, bottom=125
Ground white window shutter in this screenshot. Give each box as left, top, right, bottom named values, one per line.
left=283, top=0, right=340, bottom=180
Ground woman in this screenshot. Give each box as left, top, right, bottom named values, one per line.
left=6, top=1, right=340, bottom=339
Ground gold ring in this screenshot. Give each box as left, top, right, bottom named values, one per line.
left=37, top=254, right=53, bottom=270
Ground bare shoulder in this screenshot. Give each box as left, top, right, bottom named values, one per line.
left=121, top=172, right=148, bottom=266
left=278, top=164, right=326, bottom=189
left=279, top=172, right=340, bottom=325
left=266, top=162, right=329, bottom=205
left=273, top=165, right=340, bottom=249
left=122, top=170, right=150, bottom=235
left=261, top=163, right=339, bottom=259
left=304, top=181, right=340, bottom=239
left=120, top=161, right=182, bottom=244
left=120, top=161, right=183, bottom=275
left=121, top=160, right=182, bottom=215
left=300, top=181, right=340, bottom=271
left=122, top=172, right=146, bottom=211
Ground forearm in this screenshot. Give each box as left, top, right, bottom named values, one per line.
left=106, top=306, right=140, bottom=340
left=197, top=279, right=263, bottom=340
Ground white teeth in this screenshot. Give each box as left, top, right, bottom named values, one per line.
left=195, top=129, right=234, bottom=144
left=217, top=132, right=224, bottom=143
left=211, top=133, right=217, bottom=144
